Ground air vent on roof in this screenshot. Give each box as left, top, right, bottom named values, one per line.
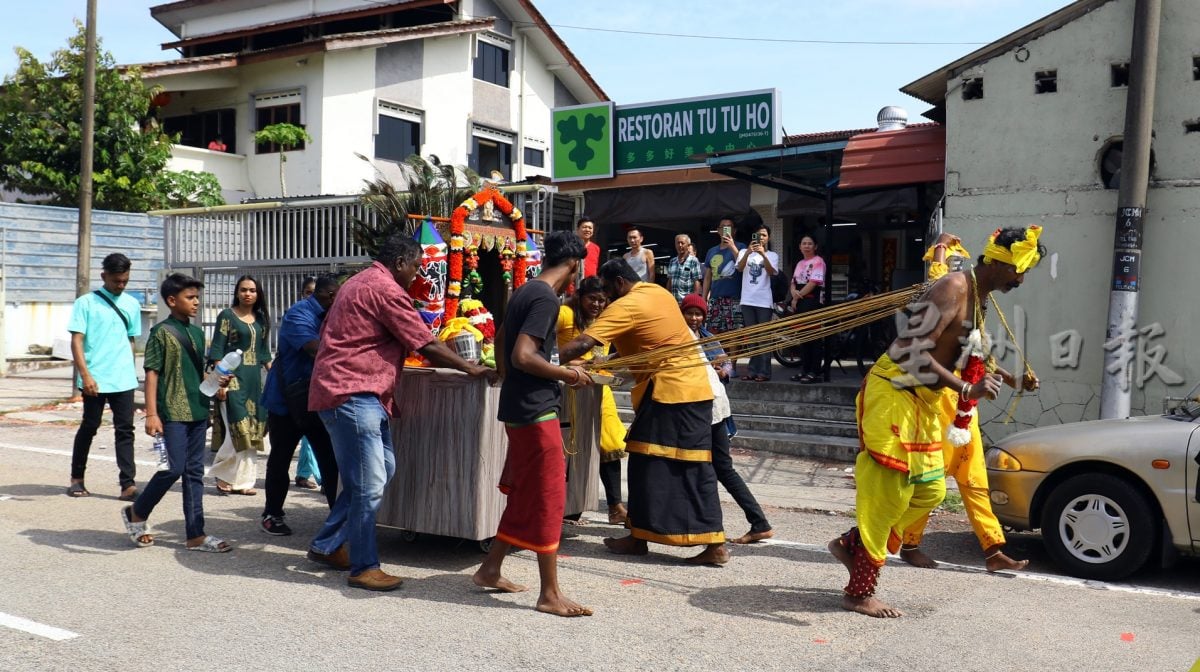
left=876, top=106, right=908, bottom=132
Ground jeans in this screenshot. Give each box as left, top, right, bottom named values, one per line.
left=262, top=411, right=338, bottom=519
left=310, top=395, right=395, bottom=575
left=71, top=389, right=136, bottom=488
left=710, top=420, right=770, bottom=533
left=740, top=305, right=775, bottom=379
left=133, top=420, right=207, bottom=540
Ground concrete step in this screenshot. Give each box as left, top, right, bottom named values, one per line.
left=728, top=399, right=856, bottom=423
left=612, top=395, right=856, bottom=425
left=730, top=429, right=859, bottom=463
left=615, top=408, right=857, bottom=439
left=611, top=383, right=859, bottom=409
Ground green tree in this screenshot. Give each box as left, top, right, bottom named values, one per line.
left=253, top=122, right=312, bottom=197
left=350, top=153, right=481, bottom=257
left=0, top=21, right=219, bottom=212
left=153, top=169, right=225, bottom=209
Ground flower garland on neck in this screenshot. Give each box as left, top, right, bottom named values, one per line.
left=948, top=270, right=989, bottom=448
left=445, top=187, right=525, bottom=321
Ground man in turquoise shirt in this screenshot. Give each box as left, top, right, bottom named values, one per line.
left=68, top=253, right=142, bottom=500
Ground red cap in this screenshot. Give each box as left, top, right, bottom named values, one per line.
left=680, top=293, right=707, bottom=316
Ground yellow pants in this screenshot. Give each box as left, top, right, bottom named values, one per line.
left=855, top=451, right=947, bottom=564
left=901, top=388, right=1006, bottom=551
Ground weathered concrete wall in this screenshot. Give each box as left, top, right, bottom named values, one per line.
left=0, top=203, right=163, bottom=359
left=940, top=0, right=1200, bottom=440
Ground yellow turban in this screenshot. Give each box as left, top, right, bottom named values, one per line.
left=982, top=225, right=1042, bottom=273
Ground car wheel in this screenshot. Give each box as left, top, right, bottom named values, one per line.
left=1039, top=473, right=1157, bottom=581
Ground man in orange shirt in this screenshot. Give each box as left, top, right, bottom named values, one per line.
left=559, top=258, right=727, bottom=566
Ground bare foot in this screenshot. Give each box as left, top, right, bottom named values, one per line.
left=603, top=535, right=648, bottom=555
left=535, top=595, right=593, bottom=617
left=730, top=529, right=774, bottom=544
left=827, top=538, right=853, bottom=573
left=900, top=547, right=939, bottom=569
left=986, top=551, right=1029, bottom=573
left=607, top=503, right=628, bottom=526
left=471, top=569, right=528, bottom=593
left=685, top=544, right=730, bottom=566
left=842, top=594, right=904, bottom=618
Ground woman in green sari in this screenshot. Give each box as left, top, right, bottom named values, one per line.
left=209, top=275, right=272, bottom=495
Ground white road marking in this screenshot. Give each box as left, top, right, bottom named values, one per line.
left=0, top=441, right=157, bottom=467
left=0, top=612, right=79, bottom=641
left=761, top=537, right=1200, bottom=602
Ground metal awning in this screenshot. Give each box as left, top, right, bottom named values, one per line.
left=705, top=140, right=847, bottom=198
left=839, top=125, right=946, bottom=190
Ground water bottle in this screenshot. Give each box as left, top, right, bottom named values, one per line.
left=200, top=349, right=243, bottom=397
left=153, top=432, right=169, bottom=471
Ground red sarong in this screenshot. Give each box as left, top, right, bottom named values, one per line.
left=496, top=418, right=566, bottom=554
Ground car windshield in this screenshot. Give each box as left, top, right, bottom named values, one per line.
left=1168, top=380, right=1200, bottom=420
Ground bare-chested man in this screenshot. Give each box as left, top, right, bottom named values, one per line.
left=828, top=225, right=1045, bottom=618
left=897, top=232, right=1036, bottom=574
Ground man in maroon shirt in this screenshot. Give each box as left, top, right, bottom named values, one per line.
left=305, top=234, right=497, bottom=592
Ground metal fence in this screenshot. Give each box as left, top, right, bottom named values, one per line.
left=160, top=186, right=560, bottom=350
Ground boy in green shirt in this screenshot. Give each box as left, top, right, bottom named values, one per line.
left=121, top=273, right=233, bottom=552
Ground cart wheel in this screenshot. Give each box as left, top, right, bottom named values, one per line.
left=479, top=537, right=494, bottom=554
left=400, top=530, right=419, bottom=543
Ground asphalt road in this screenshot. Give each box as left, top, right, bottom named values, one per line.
left=2, top=419, right=1199, bottom=672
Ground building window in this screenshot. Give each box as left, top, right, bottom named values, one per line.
left=375, top=103, right=422, bottom=163
left=1034, top=70, right=1057, bottom=94
left=254, top=90, right=305, bottom=154
left=471, top=126, right=514, bottom=180
left=1111, top=62, right=1130, bottom=88
left=523, top=147, right=545, bottom=168
left=473, top=41, right=510, bottom=87
left=164, top=108, right=236, bottom=153
left=962, top=77, right=984, bottom=100
left=1192, top=56, right=1200, bottom=81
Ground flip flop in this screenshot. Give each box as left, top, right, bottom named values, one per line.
left=120, top=506, right=153, bottom=548
left=215, top=480, right=233, bottom=495
left=67, top=482, right=90, bottom=497
left=231, top=488, right=257, bottom=496
left=118, top=487, right=139, bottom=502
left=187, top=536, right=232, bottom=553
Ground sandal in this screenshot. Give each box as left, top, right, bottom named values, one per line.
left=118, top=487, right=139, bottom=502
left=215, top=480, right=233, bottom=495
left=295, top=477, right=320, bottom=491
left=739, top=375, right=754, bottom=381
left=789, top=374, right=805, bottom=382
left=187, top=536, right=233, bottom=553
left=754, top=376, right=769, bottom=382
left=120, top=506, right=153, bottom=547
left=67, top=481, right=90, bottom=498
left=231, top=488, right=257, bottom=496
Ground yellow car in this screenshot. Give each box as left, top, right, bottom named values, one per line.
left=985, top=388, right=1200, bottom=580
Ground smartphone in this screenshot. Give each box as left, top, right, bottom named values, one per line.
left=721, top=224, right=732, bottom=239
left=752, top=232, right=760, bottom=245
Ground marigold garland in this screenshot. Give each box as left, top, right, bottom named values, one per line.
left=445, top=187, right=526, bottom=320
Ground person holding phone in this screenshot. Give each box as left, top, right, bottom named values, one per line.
left=701, top=218, right=747, bottom=374
left=735, top=225, right=779, bottom=382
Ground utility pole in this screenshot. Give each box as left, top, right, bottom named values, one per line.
left=1100, top=0, right=1161, bottom=419
left=75, top=0, right=98, bottom=299
left=72, top=0, right=98, bottom=395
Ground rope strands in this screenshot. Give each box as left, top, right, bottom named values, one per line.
left=587, top=284, right=928, bottom=375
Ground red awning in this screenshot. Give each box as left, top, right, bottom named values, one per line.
left=838, top=125, right=945, bottom=189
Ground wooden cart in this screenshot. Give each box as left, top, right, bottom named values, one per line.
left=377, top=367, right=601, bottom=551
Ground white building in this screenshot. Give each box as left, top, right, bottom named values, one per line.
left=902, top=0, right=1200, bottom=435
left=140, top=0, right=608, bottom=201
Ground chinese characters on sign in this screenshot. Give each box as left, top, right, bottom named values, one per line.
left=883, top=301, right=1183, bottom=391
